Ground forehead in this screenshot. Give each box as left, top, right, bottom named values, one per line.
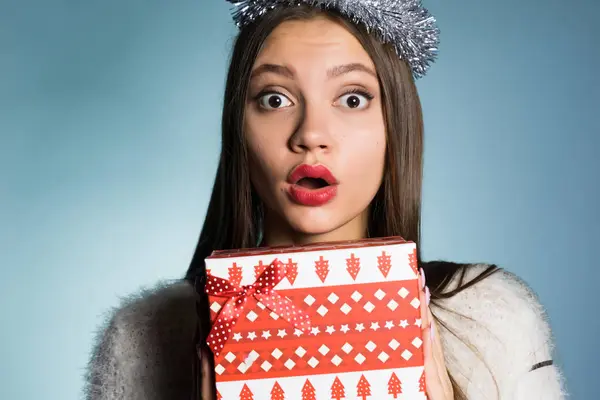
left=254, top=16, right=375, bottom=71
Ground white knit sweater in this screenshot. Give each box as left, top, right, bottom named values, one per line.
left=83, top=263, right=567, bottom=399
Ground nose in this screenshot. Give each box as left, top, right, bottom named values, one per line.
left=289, top=102, right=333, bottom=154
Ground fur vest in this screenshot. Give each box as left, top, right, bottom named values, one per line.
left=83, top=263, right=567, bottom=399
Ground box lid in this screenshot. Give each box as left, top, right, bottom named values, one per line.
left=207, top=236, right=411, bottom=259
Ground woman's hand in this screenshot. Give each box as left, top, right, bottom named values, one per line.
left=420, top=269, right=454, bottom=400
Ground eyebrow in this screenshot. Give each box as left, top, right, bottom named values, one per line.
left=250, top=62, right=377, bottom=80
left=327, top=63, right=377, bottom=79
left=250, top=64, right=294, bottom=79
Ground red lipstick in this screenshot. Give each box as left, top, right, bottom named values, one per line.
left=286, top=164, right=338, bottom=207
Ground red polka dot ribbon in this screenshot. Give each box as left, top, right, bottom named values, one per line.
left=205, top=259, right=311, bottom=357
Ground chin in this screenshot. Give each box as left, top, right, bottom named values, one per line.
left=284, top=207, right=358, bottom=238
left=288, top=218, right=340, bottom=236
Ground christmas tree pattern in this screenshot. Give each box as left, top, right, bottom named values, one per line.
left=254, top=260, right=267, bottom=279
left=228, top=262, right=243, bottom=287
left=419, top=370, right=426, bottom=393
left=387, top=372, right=402, bottom=398
left=331, top=376, right=346, bottom=400
left=216, top=389, right=222, bottom=399
left=377, top=251, right=392, bottom=277
left=408, top=248, right=419, bottom=275
left=315, top=255, right=330, bottom=283
left=346, top=253, right=361, bottom=280
left=285, top=258, right=298, bottom=285
left=240, top=383, right=254, bottom=400
left=356, top=374, right=372, bottom=399
left=301, top=379, right=316, bottom=400
left=270, top=381, right=285, bottom=400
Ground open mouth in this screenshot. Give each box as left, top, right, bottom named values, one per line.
left=286, top=164, right=338, bottom=206
left=296, top=177, right=330, bottom=190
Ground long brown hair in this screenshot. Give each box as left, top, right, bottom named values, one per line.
left=185, top=6, right=498, bottom=398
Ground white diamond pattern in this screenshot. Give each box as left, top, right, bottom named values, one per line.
left=388, top=339, right=400, bottom=350
left=398, top=287, right=409, bottom=298
left=378, top=351, right=390, bottom=362
left=402, top=349, right=413, bottom=360
left=237, top=362, right=249, bottom=373
left=412, top=337, right=423, bottom=348
left=331, top=355, right=342, bottom=366
left=317, top=305, right=329, bottom=316
left=341, top=343, right=353, bottom=354
left=387, top=299, right=399, bottom=311
left=295, top=347, right=307, bottom=357
left=246, top=310, right=258, bottom=322
left=210, top=302, right=221, bottom=313
left=308, top=357, right=319, bottom=368
left=304, top=295, right=316, bottom=306
left=327, top=293, right=339, bottom=304
left=351, top=291, right=363, bottom=302
left=365, top=341, right=377, bottom=352
left=271, top=349, right=283, bottom=359
left=354, top=353, right=366, bottom=364
left=374, top=289, right=386, bottom=300
left=284, top=359, right=296, bottom=370
left=318, top=345, right=330, bottom=356
left=261, top=361, right=272, bottom=371
left=363, top=301, right=375, bottom=313
left=340, top=303, right=352, bottom=315
left=410, top=298, right=421, bottom=309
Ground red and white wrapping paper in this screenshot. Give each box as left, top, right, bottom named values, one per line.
left=205, top=237, right=426, bottom=399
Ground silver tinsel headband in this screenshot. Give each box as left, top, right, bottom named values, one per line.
left=225, top=0, right=440, bottom=79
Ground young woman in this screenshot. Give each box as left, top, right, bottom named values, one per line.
left=84, top=2, right=566, bottom=399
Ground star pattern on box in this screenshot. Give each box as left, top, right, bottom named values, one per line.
left=217, top=318, right=421, bottom=342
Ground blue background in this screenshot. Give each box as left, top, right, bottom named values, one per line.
left=1, top=0, right=598, bottom=398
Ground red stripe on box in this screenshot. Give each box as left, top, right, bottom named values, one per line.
left=209, top=281, right=421, bottom=337
left=209, top=280, right=424, bottom=382
left=214, top=329, right=424, bottom=381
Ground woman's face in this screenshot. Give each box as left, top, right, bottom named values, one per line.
left=245, top=16, right=386, bottom=244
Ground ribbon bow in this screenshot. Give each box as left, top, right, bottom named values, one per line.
left=205, top=259, right=311, bottom=357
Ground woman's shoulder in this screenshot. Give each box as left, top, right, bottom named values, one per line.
left=435, top=262, right=554, bottom=341
left=89, top=279, right=197, bottom=355
left=96, top=279, right=197, bottom=328
left=427, top=261, right=566, bottom=398
left=84, top=279, right=197, bottom=399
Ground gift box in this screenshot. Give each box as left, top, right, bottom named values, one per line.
left=204, top=237, right=426, bottom=399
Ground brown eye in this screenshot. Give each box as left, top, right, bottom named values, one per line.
left=346, top=95, right=361, bottom=108
left=258, top=93, right=293, bottom=110
left=338, top=93, right=370, bottom=109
